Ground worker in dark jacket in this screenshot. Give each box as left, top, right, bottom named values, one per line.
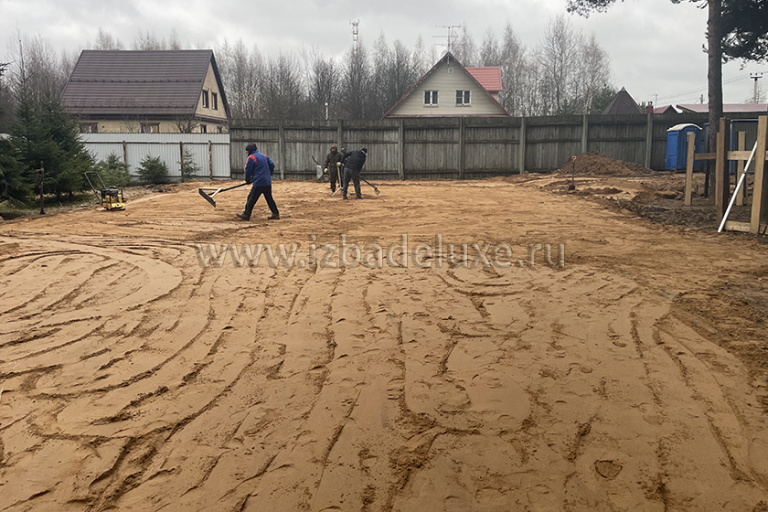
left=340, top=147, right=367, bottom=199
left=324, top=145, right=344, bottom=193
left=237, top=143, right=280, bottom=220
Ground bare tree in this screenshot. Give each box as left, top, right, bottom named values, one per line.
left=339, top=44, right=370, bottom=120
left=452, top=24, right=478, bottom=66
left=498, top=23, right=528, bottom=116
left=261, top=52, right=305, bottom=119
left=93, top=28, right=122, bottom=50
left=411, top=35, right=431, bottom=78
left=537, top=15, right=583, bottom=115
left=9, top=35, right=68, bottom=102
left=576, top=34, right=611, bottom=113
left=217, top=39, right=265, bottom=119
left=133, top=30, right=166, bottom=51
left=479, top=30, right=503, bottom=66
left=307, top=52, right=340, bottom=120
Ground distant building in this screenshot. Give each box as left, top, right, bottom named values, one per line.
left=602, top=87, right=644, bottom=115
left=653, top=105, right=680, bottom=115
left=382, top=52, right=510, bottom=119
left=62, top=50, right=229, bottom=134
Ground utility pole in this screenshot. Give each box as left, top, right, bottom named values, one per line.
left=39, top=161, right=45, bottom=215
left=751, top=72, right=763, bottom=103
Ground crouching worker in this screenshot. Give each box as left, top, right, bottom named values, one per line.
left=341, top=147, right=367, bottom=200
left=238, top=143, right=280, bottom=221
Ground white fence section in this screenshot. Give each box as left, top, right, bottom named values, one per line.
left=81, top=133, right=231, bottom=181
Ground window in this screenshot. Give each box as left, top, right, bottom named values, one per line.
left=200, top=124, right=207, bottom=134
left=424, top=90, right=438, bottom=106
left=212, top=92, right=218, bottom=110
left=141, top=123, right=160, bottom=133
left=202, top=90, right=209, bottom=108
left=79, top=123, right=98, bottom=133
left=456, top=90, right=471, bottom=106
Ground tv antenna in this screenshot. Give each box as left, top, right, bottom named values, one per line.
left=435, top=24, right=461, bottom=53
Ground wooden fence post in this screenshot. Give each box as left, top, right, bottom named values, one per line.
left=750, top=115, right=767, bottom=234
left=398, top=120, right=405, bottom=180
left=736, top=131, right=746, bottom=206
left=644, top=112, right=653, bottom=169
left=458, top=118, right=465, bottom=180
left=715, top=117, right=729, bottom=220
left=278, top=121, right=285, bottom=180
left=684, top=131, right=696, bottom=206
left=518, top=117, right=526, bottom=174
left=208, top=140, right=213, bottom=180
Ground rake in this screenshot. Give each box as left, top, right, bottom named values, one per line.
left=198, top=182, right=250, bottom=208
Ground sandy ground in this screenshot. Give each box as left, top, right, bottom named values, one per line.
left=1, top=174, right=768, bottom=511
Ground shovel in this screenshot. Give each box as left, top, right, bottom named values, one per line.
left=198, top=182, right=250, bottom=208
left=568, top=156, right=576, bottom=191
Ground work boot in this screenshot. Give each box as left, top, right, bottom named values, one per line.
left=267, top=213, right=280, bottom=220
left=237, top=212, right=250, bottom=220
left=356, top=194, right=363, bottom=199
left=342, top=195, right=348, bottom=200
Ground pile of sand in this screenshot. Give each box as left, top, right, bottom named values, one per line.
left=556, top=151, right=653, bottom=177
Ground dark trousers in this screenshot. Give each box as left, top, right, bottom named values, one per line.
left=244, top=185, right=279, bottom=216
left=342, top=167, right=361, bottom=197
left=330, top=164, right=343, bottom=191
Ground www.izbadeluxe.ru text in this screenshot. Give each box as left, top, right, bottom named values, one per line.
left=194, top=235, right=565, bottom=269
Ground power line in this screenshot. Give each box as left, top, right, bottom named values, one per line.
left=654, top=70, right=768, bottom=104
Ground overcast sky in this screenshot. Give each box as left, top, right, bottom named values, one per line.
left=1, top=0, right=766, bottom=106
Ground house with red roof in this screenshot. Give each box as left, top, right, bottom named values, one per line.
left=382, top=52, right=510, bottom=119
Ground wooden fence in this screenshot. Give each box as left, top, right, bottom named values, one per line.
left=229, top=113, right=762, bottom=180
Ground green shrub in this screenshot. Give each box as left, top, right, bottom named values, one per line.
left=136, top=155, right=169, bottom=185
left=95, top=154, right=132, bottom=188
left=179, top=149, right=200, bottom=182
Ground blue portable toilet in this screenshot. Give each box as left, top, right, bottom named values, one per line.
left=665, top=123, right=703, bottom=170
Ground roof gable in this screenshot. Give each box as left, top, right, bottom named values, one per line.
left=61, top=50, right=229, bottom=119
left=602, top=87, right=643, bottom=115
left=382, top=52, right=510, bottom=119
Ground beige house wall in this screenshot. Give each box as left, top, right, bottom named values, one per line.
left=196, top=63, right=228, bottom=122
left=389, top=60, right=506, bottom=117
left=83, top=118, right=227, bottom=134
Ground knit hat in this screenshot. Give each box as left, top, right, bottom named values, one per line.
left=361, top=147, right=368, bottom=154
left=245, top=143, right=258, bottom=153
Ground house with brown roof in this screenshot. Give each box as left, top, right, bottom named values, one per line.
left=382, top=52, right=510, bottom=119
left=62, top=50, right=229, bottom=134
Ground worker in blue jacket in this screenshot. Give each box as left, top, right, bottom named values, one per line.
left=237, top=143, right=280, bottom=220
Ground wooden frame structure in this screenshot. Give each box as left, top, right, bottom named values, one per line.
left=685, top=115, right=768, bottom=234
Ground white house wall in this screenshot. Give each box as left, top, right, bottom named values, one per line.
left=390, top=60, right=505, bottom=117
